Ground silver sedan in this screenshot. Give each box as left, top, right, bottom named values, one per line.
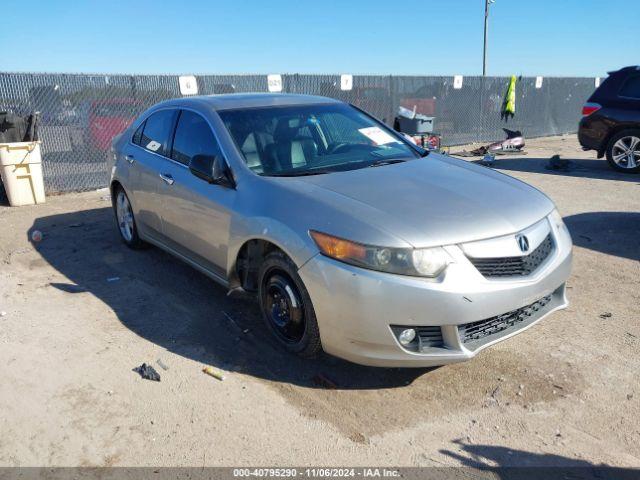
left=109, top=93, right=572, bottom=367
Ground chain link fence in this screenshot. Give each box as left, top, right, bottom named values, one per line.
left=0, top=72, right=596, bottom=193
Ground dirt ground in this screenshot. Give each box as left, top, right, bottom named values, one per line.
left=0, top=135, right=638, bottom=468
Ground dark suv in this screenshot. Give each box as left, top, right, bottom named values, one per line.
left=578, top=66, right=640, bottom=173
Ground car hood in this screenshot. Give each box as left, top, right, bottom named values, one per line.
left=294, top=155, right=555, bottom=248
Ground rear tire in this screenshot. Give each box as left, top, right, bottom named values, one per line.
left=605, top=129, right=640, bottom=173
left=112, top=186, right=146, bottom=249
left=258, top=251, right=322, bottom=358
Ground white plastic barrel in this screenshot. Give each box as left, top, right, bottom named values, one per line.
left=0, top=141, right=46, bottom=206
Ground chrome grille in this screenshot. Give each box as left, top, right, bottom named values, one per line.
left=468, top=234, right=554, bottom=278
left=459, top=295, right=552, bottom=345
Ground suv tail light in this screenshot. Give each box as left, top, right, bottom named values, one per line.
left=582, top=102, right=601, bottom=116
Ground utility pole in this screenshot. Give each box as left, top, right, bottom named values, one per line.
left=483, top=0, right=493, bottom=76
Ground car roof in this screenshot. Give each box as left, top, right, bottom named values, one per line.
left=154, top=93, right=342, bottom=112
left=607, top=65, right=640, bottom=75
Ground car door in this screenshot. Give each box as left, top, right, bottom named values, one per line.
left=128, top=109, right=178, bottom=240
left=158, top=109, right=235, bottom=277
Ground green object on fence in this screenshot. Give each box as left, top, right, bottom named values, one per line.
left=503, top=75, right=517, bottom=117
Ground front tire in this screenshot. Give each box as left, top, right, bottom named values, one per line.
left=605, top=129, right=640, bottom=173
left=113, top=186, right=146, bottom=249
left=258, top=251, right=322, bottom=358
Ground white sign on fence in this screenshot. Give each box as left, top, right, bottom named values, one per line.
left=340, top=74, right=353, bottom=91
left=595, top=77, right=601, bottom=88
left=267, top=74, right=283, bottom=92
left=178, top=75, right=198, bottom=95
left=453, top=75, right=463, bottom=89
left=535, top=76, right=543, bottom=89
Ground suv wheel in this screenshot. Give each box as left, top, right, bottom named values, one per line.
left=606, top=130, right=640, bottom=173
left=258, top=251, right=322, bottom=358
left=113, top=187, right=146, bottom=248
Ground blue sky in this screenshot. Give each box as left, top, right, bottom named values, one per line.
left=1, top=0, right=637, bottom=77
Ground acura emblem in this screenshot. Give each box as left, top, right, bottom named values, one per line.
left=517, top=234, right=529, bottom=252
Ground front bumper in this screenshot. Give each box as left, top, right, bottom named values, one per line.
left=298, top=218, right=572, bottom=367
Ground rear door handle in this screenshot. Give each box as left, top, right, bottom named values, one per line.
left=125, top=154, right=135, bottom=164
left=159, top=173, right=175, bottom=185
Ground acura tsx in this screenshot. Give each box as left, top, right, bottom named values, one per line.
left=108, top=93, right=572, bottom=367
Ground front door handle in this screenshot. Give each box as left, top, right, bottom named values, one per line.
left=125, top=154, right=135, bottom=164
left=159, top=173, right=175, bottom=185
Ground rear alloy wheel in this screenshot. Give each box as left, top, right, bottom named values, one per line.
left=258, top=251, right=322, bottom=357
left=606, top=130, right=640, bottom=173
left=113, top=187, right=146, bottom=248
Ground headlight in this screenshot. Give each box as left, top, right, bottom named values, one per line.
left=309, top=231, right=451, bottom=277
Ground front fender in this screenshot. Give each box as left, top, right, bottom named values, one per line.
left=226, top=214, right=318, bottom=276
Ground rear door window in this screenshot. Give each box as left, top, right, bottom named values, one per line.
left=619, top=76, right=640, bottom=99
left=171, top=110, right=223, bottom=165
left=139, top=110, right=177, bottom=156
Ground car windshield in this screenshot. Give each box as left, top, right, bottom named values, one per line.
left=218, top=103, right=420, bottom=176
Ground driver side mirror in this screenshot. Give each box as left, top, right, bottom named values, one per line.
left=189, top=154, right=235, bottom=188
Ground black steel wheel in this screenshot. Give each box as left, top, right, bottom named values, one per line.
left=258, top=251, right=322, bottom=357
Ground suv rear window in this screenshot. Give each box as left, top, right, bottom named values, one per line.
left=619, top=76, right=640, bottom=99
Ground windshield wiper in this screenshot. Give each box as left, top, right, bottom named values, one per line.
left=266, top=169, right=333, bottom=177
left=368, top=158, right=408, bottom=168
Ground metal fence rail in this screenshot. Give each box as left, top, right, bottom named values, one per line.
left=0, top=72, right=597, bottom=193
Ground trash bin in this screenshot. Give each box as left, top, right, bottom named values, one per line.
left=396, top=113, right=434, bottom=135
left=0, top=141, right=45, bottom=206
left=394, top=106, right=435, bottom=135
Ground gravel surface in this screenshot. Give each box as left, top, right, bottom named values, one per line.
left=0, top=135, right=638, bottom=467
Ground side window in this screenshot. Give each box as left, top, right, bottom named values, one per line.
left=139, top=110, right=177, bottom=156
left=619, top=76, right=640, bottom=99
left=171, top=110, right=222, bottom=165
left=132, top=121, right=145, bottom=145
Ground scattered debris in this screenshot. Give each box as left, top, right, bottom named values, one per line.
left=100, top=195, right=111, bottom=202
left=202, top=366, right=225, bottom=381
left=599, top=312, right=612, bottom=319
left=156, top=359, right=169, bottom=371
left=348, top=432, right=369, bottom=444
left=313, top=373, right=338, bottom=389
left=457, top=129, right=526, bottom=157
left=106, top=277, right=120, bottom=283
left=223, top=311, right=243, bottom=332
left=545, top=154, right=573, bottom=172
left=31, top=230, right=43, bottom=243
left=0, top=311, right=6, bottom=317
left=627, top=394, right=634, bottom=401
left=133, top=363, right=161, bottom=382
left=481, top=153, right=496, bottom=166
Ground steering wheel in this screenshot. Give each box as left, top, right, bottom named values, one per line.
left=326, top=142, right=351, bottom=154
left=327, top=142, right=376, bottom=155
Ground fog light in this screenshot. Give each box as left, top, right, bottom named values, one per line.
left=398, top=328, right=416, bottom=346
